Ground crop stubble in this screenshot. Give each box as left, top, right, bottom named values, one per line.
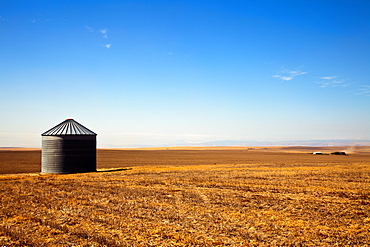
left=0, top=147, right=369, bottom=246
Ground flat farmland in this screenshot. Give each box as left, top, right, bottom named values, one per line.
left=1, top=146, right=370, bottom=174
left=0, top=147, right=369, bottom=246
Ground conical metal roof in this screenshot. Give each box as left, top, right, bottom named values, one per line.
left=42, top=119, right=97, bottom=136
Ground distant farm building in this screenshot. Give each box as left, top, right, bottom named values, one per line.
left=313, top=152, right=322, bottom=155
left=331, top=152, right=347, bottom=155
left=41, top=119, right=97, bottom=173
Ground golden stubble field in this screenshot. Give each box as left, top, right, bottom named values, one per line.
left=0, top=146, right=369, bottom=246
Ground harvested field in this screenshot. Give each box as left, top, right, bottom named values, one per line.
left=1, top=146, right=369, bottom=174
left=0, top=147, right=369, bottom=246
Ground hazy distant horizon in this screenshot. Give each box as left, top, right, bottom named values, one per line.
left=1, top=139, right=369, bottom=149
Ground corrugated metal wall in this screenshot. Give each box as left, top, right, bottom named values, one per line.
left=41, top=135, right=96, bottom=173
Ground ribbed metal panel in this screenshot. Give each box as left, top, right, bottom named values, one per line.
left=41, top=119, right=97, bottom=174
left=42, top=136, right=96, bottom=173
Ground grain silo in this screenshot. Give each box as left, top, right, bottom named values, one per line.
left=41, top=119, right=97, bottom=173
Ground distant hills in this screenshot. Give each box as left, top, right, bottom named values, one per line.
left=183, top=140, right=370, bottom=147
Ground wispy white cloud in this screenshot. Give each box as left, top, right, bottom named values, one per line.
left=100, top=29, right=108, bottom=39
left=273, top=75, right=293, bottom=81
left=288, top=69, right=308, bottom=76
left=85, top=25, right=94, bottom=32
left=316, top=76, right=350, bottom=88
left=356, top=85, right=370, bottom=96
left=273, top=68, right=308, bottom=81
left=320, top=76, right=337, bottom=80
left=87, top=26, right=112, bottom=47
left=316, top=76, right=369, bottom=97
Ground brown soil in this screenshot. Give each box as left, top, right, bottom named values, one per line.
left=0, top=146, right=369, bottom=174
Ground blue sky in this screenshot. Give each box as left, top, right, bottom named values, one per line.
left=1, top=0, right=370, bottom=147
